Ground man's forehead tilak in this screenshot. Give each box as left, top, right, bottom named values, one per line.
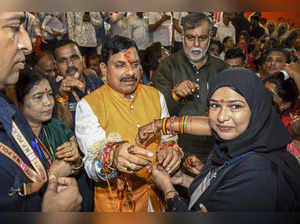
left=124, top=48, right=137, bottom=63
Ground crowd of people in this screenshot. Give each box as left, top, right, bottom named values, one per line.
left=0, top=11, right=300, bottom=213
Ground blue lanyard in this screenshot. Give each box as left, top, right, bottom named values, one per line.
left=216, top=147, right=256, bottom=172
left=31, top=139, right=43, bottom=159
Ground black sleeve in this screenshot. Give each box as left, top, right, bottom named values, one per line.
left=152, top=61, right=182, bottom=115
left=201, top=156, right=278, bottom=211
left=166, top=194, right=189, bottom=212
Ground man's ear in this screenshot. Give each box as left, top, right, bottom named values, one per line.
left=99, top=62, right=108, bottom=77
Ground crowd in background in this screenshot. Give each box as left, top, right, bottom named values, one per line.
left=1, top=11, right=300, bottom=212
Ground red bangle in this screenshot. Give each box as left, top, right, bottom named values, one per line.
left=178, top=116, right=183, bottom=134
left=163, top=117, right=170, bottom=135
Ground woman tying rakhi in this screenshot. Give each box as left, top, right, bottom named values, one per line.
left=16, top=68, right=93, bottom=211
left=137, top=68, right=300, bottom=211
left=136, top=113, right=211, bottom=175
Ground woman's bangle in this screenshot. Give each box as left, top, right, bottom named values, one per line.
left=73, top=157, right=83, bottom=169
left=161, top=117, right=170, bottom=135
left=172, top=87, right=181, bottom=102
left=169, top=116, right=177, bottom=135
left=56, top=95, right=69, bottom=103
left=71, top=158, right=83, bottom=175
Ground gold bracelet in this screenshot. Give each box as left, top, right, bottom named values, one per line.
left=172, top=88, right=181, bottom=102
left=56, top=95, right=69, bottom=103
left=72, top=158, right=83, bottom=170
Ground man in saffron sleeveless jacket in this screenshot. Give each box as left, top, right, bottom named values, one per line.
left=75, top=35, right=182, bottom=212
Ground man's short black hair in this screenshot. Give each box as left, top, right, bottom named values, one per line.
left=225, top=47, right=246, bottom=62
left=265, top=48, right=290, bottom=63
left=209, top=39, right=223, bottom=55
left=223, top=36, right=232, bottom=44
left=101, top=35, right=138, bottom=64
left=87, top=54, right=100, bottom=67
left=53, top=39, right=81, bottom=59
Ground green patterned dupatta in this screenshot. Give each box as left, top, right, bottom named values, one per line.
left=39, top=118, right=74, bottom=160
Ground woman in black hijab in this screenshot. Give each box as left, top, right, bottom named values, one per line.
left=149, top=68, right=300, bottom=212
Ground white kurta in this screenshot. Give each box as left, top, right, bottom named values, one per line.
left=75, top=91, right=172, bottom=182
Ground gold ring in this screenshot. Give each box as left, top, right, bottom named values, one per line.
left=126, top=167, right=133, bottom=172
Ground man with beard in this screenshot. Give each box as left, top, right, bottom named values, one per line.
left=53, top=39, right=104, bottom=129
left=153, top=13, right=228, bottom=163
left=0, top=12, right=82, bottom=211
left=75, top=35, right=182, bottom=212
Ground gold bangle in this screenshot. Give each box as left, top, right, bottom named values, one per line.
left=172, top=88, right=181, bottom=102
left=56, top=95, right=69, bottom=103
left=72, top=158, right=83, bottom=170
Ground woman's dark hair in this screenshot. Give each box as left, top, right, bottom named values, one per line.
left=16, top=67, right=50, bottom=105
left=264, top=73, right=299, bottom=110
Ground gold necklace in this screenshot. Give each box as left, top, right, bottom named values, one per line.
left=42, top=128, right=56, bottom=161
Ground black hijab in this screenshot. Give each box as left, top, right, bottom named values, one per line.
left=207, top=67, right=291, bottom=158
left=207, top=68, right=300, bottom=210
